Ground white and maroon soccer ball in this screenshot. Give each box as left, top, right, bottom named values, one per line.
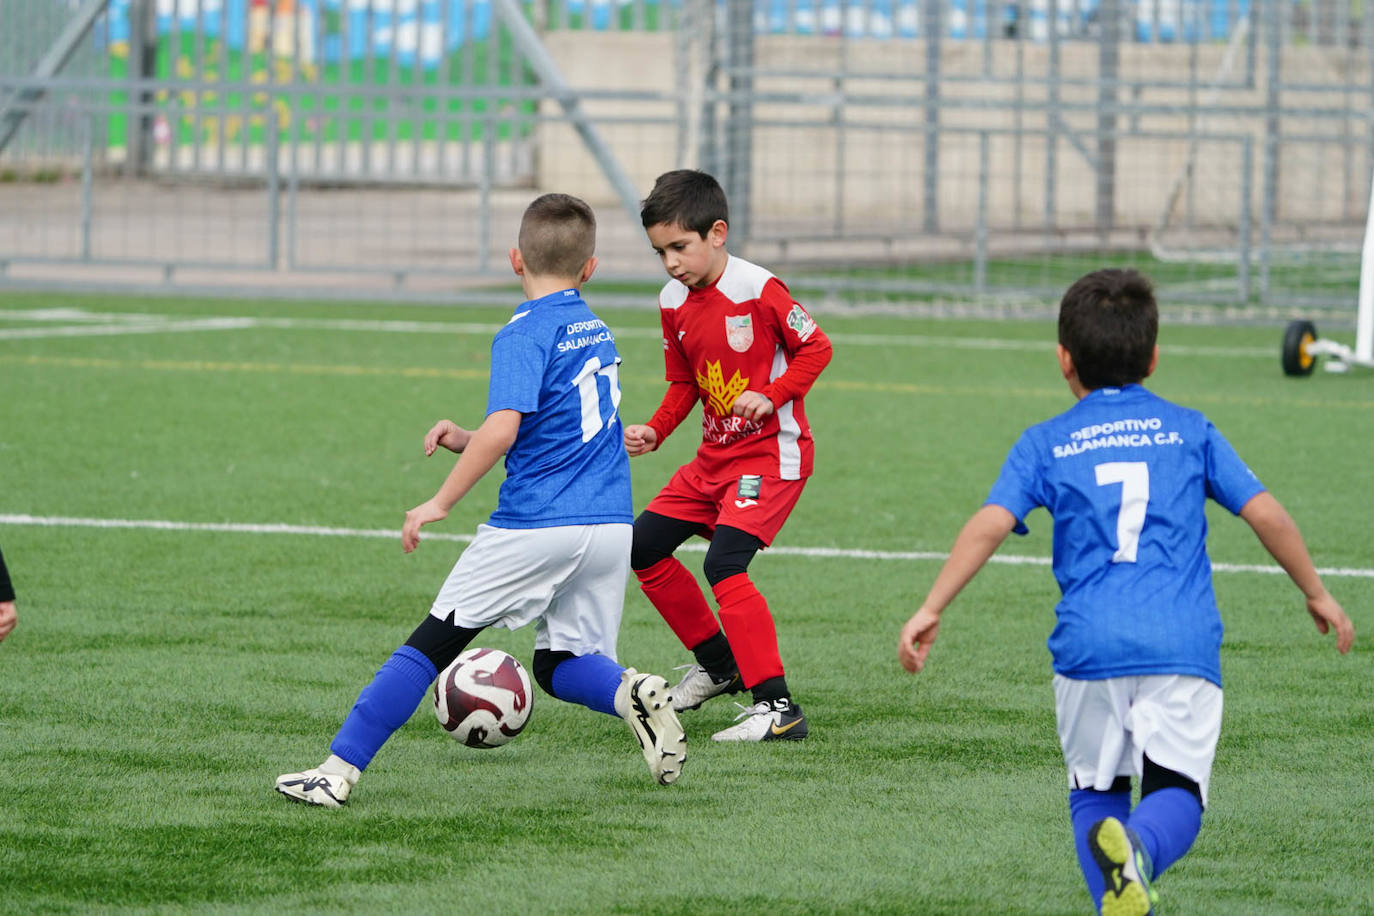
left=433, top=648, right=533, bottom=748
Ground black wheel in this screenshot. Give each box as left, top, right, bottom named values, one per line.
left=1281, top=319, right=1318, bottom=376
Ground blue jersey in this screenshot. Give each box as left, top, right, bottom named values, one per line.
left=986, top=384, right=1265, bottom=686
left=484, top=288, right=633, bottom=529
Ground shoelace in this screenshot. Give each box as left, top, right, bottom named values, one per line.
left=728, top=700, right=772, bottom=721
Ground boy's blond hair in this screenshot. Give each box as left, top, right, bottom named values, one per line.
left=518, top=193, right=596, bottom=279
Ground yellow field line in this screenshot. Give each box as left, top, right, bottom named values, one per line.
left=5, top=353, right=1373, bottom=410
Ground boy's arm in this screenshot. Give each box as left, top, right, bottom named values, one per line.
left=733, top=323, right=832, bottom=423
left=423, top=419, right=472, bottom=456
left=625, top=380, right=698, bottom=455
left=898, top=504, right=1018, bottom=673
left=1239, top=491, right=1355, bottom=653
left=0, top=545, right=13, bottom=642
left=728, top=282, right=834, bottom=423
left=0, top=545, right=13, bottom=603
left=751, top=282, right=833, bottom=413
left=402, top=409, right=521, bottom=553
left=758, top=332, right=833, bottom=410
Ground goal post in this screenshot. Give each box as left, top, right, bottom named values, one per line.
left=1357, top=165, right=1374, bottom=363
left=1280, top=162, right=1374, bottom=376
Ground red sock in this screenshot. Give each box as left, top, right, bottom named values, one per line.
left=712, top=573, right=783, bottom=689
left=635, top=558, right=719, bottom=650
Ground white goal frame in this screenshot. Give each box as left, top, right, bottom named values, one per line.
left=1305, top=165, right=1374, bottom=372
left=1355, top=171, right=1374, bottom=364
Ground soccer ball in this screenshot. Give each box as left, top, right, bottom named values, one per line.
left=433, top=648, right=533, bottom=748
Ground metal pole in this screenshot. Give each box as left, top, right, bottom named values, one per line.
left=81, top=114, right=94, bottom=261
left=490, top=0, right=642, bottom=224
left=1012, top=0, right=1025, bottom=230
left=1239, top=137, right=1252, bottom=303
left=0, top=0, right=110, bottom=154
left=1096, top=0, right=1120, bottom=242
left=480, top=107, right=493, bottom=273
left=698, top=0, right=721, bottom=175
left=267, top=115, right=280, bottom=269
left=975, top=131, right=989, bottom=296
left=130, top=0, right=156, bottom=175
left=1259, top=0, right=1280, bottom=304
left=922, top=0, right=942, bottom=233
left=833, top=20, right=848, bottom=236
left=1045, top=0, right=1060, bottom=235
left=725, top=0, right=754, bottom=242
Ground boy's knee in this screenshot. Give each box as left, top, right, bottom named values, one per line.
left=630, top=541, right=670, bottom=572
left=1142, top=755, right=1203, bottom=807
left=702, top=551, right=749, bottom=586
left=702, top=526, right=763, bottom=586
left=630, top=511, right=692, bottom=571
left=531, top=648, right=575, bottom=697
left=403, top=613, right=482, bottom=670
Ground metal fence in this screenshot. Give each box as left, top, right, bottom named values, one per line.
left=1, top=0, right=1370, bottom=313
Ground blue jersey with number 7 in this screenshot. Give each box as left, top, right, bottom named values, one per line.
left=484, top=288, right=633, bottom=529
left=986, top=384, right=1265, bottom=686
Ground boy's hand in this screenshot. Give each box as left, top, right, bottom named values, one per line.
left=898, top=607, right=941, bottom=673
left=0, top=601, right=15, bottom=642
left=1307, top=591, right=1355, bottom=654
left=424, top=420, right=470, bottom=456
left=624, top=424, right=659, bottom=457
left=402, top=498, right=449, bottom=553
left=731, top=390, right=774, bottom=423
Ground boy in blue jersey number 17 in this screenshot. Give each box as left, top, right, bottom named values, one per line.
left=897, top=269, right=1354, bottom=915
left=276, top=193, right=686, bottom=807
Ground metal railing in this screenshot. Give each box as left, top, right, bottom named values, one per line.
left=0, top=0, right=1369, bottom=313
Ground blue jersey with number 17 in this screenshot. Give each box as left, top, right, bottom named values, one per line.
left=484, top=288, right=633, bottom=529
left=985, top=384, right=1265, bottom=687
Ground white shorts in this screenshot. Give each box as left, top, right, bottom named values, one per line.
left=1053, top=674, right=1223, bottom=806
left=430, top=522, right=632, bottom=659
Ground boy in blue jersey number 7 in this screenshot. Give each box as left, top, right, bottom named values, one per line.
left=898, top=269, right=1354, bottom=915
left=276, top=193, right=686, bottom=807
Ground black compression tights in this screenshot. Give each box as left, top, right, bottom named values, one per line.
left=630, top=510, right=764, bottom=587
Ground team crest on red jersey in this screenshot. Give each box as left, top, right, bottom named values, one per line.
left=725, top=314, right=754, bottom=353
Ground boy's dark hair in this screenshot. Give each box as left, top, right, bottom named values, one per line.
left=640, top=169, right=729, bottom=236
left=1058, top=268, right=1158, bottom=390
left=518, top=193, right=596, bottom=279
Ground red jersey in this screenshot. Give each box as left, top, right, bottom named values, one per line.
left=647, top=254, right=832, bottom=481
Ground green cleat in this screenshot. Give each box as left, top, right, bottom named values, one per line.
left=1089, top=816, right=1158, bottom=916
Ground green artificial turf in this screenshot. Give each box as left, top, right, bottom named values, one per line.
left=1, top=290, right=1369, bottom=914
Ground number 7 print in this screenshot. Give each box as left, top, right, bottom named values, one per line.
left=1095, top=461, right=1149, bottom=563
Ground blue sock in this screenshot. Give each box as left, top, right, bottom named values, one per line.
left=550, top=653, right=624, bottom=716
left=1069, top=788, right=1132, bottom=910
left=1128, top=787, right=1203, bottom=877
left=330, top=645, right=437, bottom=770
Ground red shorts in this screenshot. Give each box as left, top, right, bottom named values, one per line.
left=645, top=464, right=807, bottom=546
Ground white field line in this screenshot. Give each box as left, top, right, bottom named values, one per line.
left=0, top=317, right=259, bottom=339
left=2, top=513, right=1371, bottom=579
left=0, top=308, right=1276, bottom=358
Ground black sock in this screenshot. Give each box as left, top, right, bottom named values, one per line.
left=751, top=676, right=789, bottom=705
left=691, top=631, right=737, bottom=679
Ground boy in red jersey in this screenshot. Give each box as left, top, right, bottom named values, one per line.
left=624, top=169, right=833, bottom=742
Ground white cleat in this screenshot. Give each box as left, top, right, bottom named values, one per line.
left=669, top=663, right=744, bottom=712
left=274, top=764, right=358, bottom=808
left=615, top=668, right=687, bottom=785
left=710, top=698, right=809, bottom=742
